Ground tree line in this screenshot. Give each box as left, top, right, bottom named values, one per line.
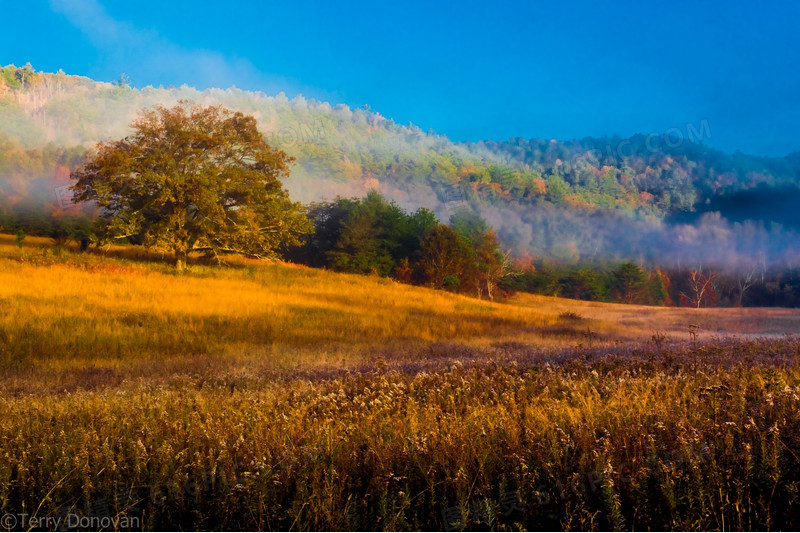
left=2, top=100, right=799, bottom=307
left=287, top=191, right=506, bottom=299
left=5, top=187, right=800, bottom=307
left=501, top=258, right=670, bottom=305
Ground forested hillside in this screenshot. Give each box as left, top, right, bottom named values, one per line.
left=2, top=63, right=800, bottom=282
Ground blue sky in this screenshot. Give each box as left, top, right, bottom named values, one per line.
left=3, top=0, right=799, bottom=156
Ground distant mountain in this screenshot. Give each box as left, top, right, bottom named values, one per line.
left=2, top=63, right=800, bottom=267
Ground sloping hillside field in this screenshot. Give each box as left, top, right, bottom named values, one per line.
left=2, top=235, right=800, bottom=530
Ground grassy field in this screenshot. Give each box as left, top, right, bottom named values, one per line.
left=2, top=234, right=800, bottom=530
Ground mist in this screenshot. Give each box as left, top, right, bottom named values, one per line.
left=1, top=67, right=799, bottom=276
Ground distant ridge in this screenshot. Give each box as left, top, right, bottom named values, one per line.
left=2, top=63, right=800, bottom=265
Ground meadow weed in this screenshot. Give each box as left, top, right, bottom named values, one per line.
left=2, top=235, right=800, bottom=530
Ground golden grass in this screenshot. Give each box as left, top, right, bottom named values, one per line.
left=3, top=233, right=800, bottom=530
left=509, top=292, right=800, bottom=340
left=0, top=235, right=529, bottom=368
left=3, top=233, right=797, bottom=374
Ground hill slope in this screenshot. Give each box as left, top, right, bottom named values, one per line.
left=2, top=64, right=800, bottom=267
left=1, top=233, right=795, bottom=377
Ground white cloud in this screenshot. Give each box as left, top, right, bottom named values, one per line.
left=49, top=0, right=294, bottom=93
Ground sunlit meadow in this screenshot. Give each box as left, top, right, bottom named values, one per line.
left=2, top=234, right=800, bottom=530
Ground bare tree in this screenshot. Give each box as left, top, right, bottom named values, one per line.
left=681, top=269, right=718, bottom=308
left=736, top=264, right=758, bottom=307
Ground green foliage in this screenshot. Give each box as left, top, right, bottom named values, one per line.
left=504, top=259, right=673, bottom=305
left=4, top=67, right=800, bottom=230
left=325, top=190, right=418, bottom=276
left=71, top=102, right=311, bottom=269
left=443, top=274, right=461, bottom=291
left=113, top=73, right=130, bottom=88
left=291, top=197, right=361, bottom=267
left=450, top=209, right=506, bottom=299
left=563, top=266, right=609, bottom=301
left=290, top=192, right=506, bottom=299
left=546, top=173, right=570, bottom=203
left=647, top=269, right=671, bottom=306
left=418, top=224, right=475, bottom=290
left=0, top=200, right=93, bottom=252
left=610, top=262, right=648, bottom=304
left=0, top=64, right=36, bottom=90
left=3, top=69, right=800, bottom=301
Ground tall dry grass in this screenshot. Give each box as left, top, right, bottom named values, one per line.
left=2, top=234, right=800, bottom=530
left=0, top=235, right=620, bottom=374
left=3, top=341, right=800, bottom=530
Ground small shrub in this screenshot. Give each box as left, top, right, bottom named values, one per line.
left=559, top=311, right=585, bottom=321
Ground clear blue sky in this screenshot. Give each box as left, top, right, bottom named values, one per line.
left=3, top=0, right=799, bottom=156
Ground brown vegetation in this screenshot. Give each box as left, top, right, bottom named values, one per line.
left=2, top=234, right=800, bottom=530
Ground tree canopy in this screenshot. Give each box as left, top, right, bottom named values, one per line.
left=287, top=191, right=509, bottom=299
left=70, top=102, right=310, bottom=269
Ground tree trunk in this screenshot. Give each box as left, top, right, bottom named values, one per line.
left=175, top=249, right=188, bottom=271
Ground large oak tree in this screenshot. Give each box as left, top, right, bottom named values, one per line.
left=71, top=102, right=310, bottom=269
